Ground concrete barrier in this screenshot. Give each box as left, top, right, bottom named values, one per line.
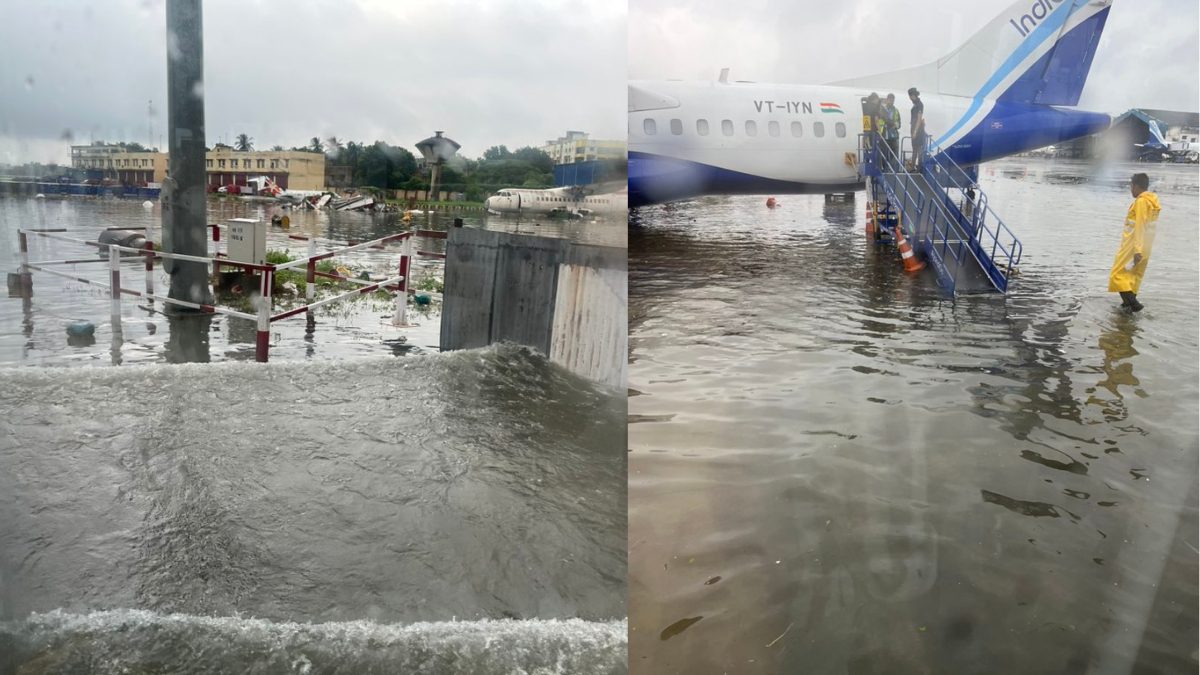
left=441, top=227, right=625, bottom=389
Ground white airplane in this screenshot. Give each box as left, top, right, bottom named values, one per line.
left=629, top=0, right=1114, bottom=206
left=484, top=185, right=628, bottom=218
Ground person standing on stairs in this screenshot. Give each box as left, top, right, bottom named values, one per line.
left=908, top=87, right=926, bottom=170
left=881, top=93, right=901, bottom=169
left=1108, top=172, right=1160, bottom=312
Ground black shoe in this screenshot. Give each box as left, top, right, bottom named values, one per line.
left=1119, top=291, right=1134, bottom=307
left=1129, top=299, right=1144, bottom=312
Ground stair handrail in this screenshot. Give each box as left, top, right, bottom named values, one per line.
left=922, top=141, right=1023, bottom=283
left=868, top=132, right=979, bottom=290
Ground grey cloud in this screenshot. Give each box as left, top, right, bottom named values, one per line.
left=1, top=0, right=626, bottom=164
left=630, top=0, right=1198, bottom=114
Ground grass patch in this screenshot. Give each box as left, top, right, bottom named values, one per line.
left=266, top=249, right=344, bottom=294
left=414, top=275, right=444, bottom=293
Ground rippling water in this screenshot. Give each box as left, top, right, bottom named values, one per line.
left=628, top=159, right=1198, bottom=674
left=0, top=346, right=626, bottom=673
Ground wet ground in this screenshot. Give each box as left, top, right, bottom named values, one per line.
left=0, top=346, right=626, bottom=673
left=0, top=196, right=628, bottom=673
left=628, top=158, right=1198, bottom=674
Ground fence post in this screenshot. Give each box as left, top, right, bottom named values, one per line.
left=392, top=235, right=410, bottom=326
left=108, top=244, right=122, bottom=321
left=17, top=231, right=32, bottom=294
left=144, top=241, right=155, bottom=303
left=306, top=237, right=317, bottom=305
left=256, top=266, right=273, bottom=362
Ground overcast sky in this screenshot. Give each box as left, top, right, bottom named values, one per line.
left=0, top=0, right=626, bottom=164
left=630, top=0, right=1199, bottom=114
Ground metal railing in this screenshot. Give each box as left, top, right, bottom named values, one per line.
left=14, top=225, right=449, bottom=362
left=919, top=141, right=1022, bottom=290
left=858, top=131, right=1022, bottom=293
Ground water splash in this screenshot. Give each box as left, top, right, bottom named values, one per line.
left=0, top=609, right=628, bottom=675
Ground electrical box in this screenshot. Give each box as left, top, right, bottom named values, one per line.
left=227, top=218, right=265, bottom=265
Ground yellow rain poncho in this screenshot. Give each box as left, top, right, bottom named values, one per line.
left=1108, top=191, right=1161, bottom=293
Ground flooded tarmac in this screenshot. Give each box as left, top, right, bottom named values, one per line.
left=0, top=346, right=626, bottom=673
left=0, top=196, right=624, bottom=367
left=0, top=196, right=628, bottom=673
left=628, top=158, right=1198, bottom=674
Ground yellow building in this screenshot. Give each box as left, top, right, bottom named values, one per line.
left=540, top=131, right=626, bottom=165
left=70, top=143, right=327, bottom=191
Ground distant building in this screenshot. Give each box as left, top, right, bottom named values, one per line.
left=1108, top=109, right=1199, bottom=161
left=540, top=131, right=626, bottom=165
left=70, top=142, right=327, bottom=191
left=325, top=164, right=353, bottom=189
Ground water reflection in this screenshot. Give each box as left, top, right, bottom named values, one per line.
left=165, top=313, right=212, bottom=364
left=628, top=158, right=1198, bottom=673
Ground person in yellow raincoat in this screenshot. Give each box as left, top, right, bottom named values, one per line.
left=1108, top=172, right=1160, bottom=312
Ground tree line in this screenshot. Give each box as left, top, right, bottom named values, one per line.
left=226, top=134, right=558, bottom=201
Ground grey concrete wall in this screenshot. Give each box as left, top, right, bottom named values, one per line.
left=441, top=226, right=625, bottom=388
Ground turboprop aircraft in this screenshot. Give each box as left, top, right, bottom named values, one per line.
left=484, top=185, right=627, bottom=218
left=629, top=0, right=1114, bottom=206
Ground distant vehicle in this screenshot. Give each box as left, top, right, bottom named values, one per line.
left=484, top=185, right=627, bottom=218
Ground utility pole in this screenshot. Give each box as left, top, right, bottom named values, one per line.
left=162, top=0, right=212, bottom=309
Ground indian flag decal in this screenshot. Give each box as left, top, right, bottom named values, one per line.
left=819, top=102, right=843, bottom=113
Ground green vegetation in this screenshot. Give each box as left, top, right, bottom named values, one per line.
left=324, top=140, right=555, bottom=201
left=265, top=249, right=341, bottom=295
left=415, top=275, right=443, bottom=293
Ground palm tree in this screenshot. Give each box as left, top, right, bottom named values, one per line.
left=271, top=145, right=284, bottom=152
left=235, top=133, right=254, bottom=151
left=325, top=136, right=343, bottom=153
left=308, top=137, right=324, bottom=153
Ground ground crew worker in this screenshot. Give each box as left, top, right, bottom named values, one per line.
left=1108, top=172, right=1160, bottom=312
left=881, top=93, right=901, bottom=167
left=908, top=87, right=926, bottom=169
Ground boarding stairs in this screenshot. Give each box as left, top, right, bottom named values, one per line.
left=858, top=132, right=1022, bottom=294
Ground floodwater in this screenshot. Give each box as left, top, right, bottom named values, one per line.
left=0, top=196, right=624, bottom=367
left=0, top=346, right=626, bottom=673
left=0, top=196, right=628, bottom=673
left=628, top=158, right=1198, bottom=674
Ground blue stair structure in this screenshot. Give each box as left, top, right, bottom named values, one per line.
left=859, top=132, right=1022, bottom=294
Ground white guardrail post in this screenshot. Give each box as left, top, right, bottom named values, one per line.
left=392, top=235, right=411, bottom=326
left=256, top=267, right=273, bottom=362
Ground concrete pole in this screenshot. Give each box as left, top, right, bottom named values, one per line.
left=163, top=0, right=213, bottom=310
left=429, top=162, right=442, bottom=203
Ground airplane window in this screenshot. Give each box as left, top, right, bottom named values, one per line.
left=721, top=119, right=734, bottom=136
left=814, top=121, right=825, bottom=138
left=768, top=121, right=780, bottom=137
left=644, top=118, right=657, bottom=135
left=791, top=121, right=803, bottom=137
left=745, top=120, right=757, bottom=137
left=697, top=119, right=709, bottom=136
left=835, top=122, right=846, bottom=138
left=670, top=119, right=683, bottom=135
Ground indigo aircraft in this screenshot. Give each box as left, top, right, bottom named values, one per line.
left=628, top=0, right=1114, bottom=206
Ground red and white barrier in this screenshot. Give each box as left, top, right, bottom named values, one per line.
left=14, top=226, right=453, bottom=362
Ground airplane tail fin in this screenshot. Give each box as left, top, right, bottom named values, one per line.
left=830, top=0, right=1112, bottom=106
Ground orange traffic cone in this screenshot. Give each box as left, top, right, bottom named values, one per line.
left=865, top=202, right=876, bottom=235
left=895, top=227, right=925, bottom=273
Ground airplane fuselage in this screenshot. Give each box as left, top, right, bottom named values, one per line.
left=628, top=80, right=1109, bottom=206
left=485, top=187, right=627, bottom=217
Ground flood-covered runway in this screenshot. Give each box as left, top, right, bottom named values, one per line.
left=628, top=159, right=1198, bottom=674
left=0, top=346, right=626, bottom=673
